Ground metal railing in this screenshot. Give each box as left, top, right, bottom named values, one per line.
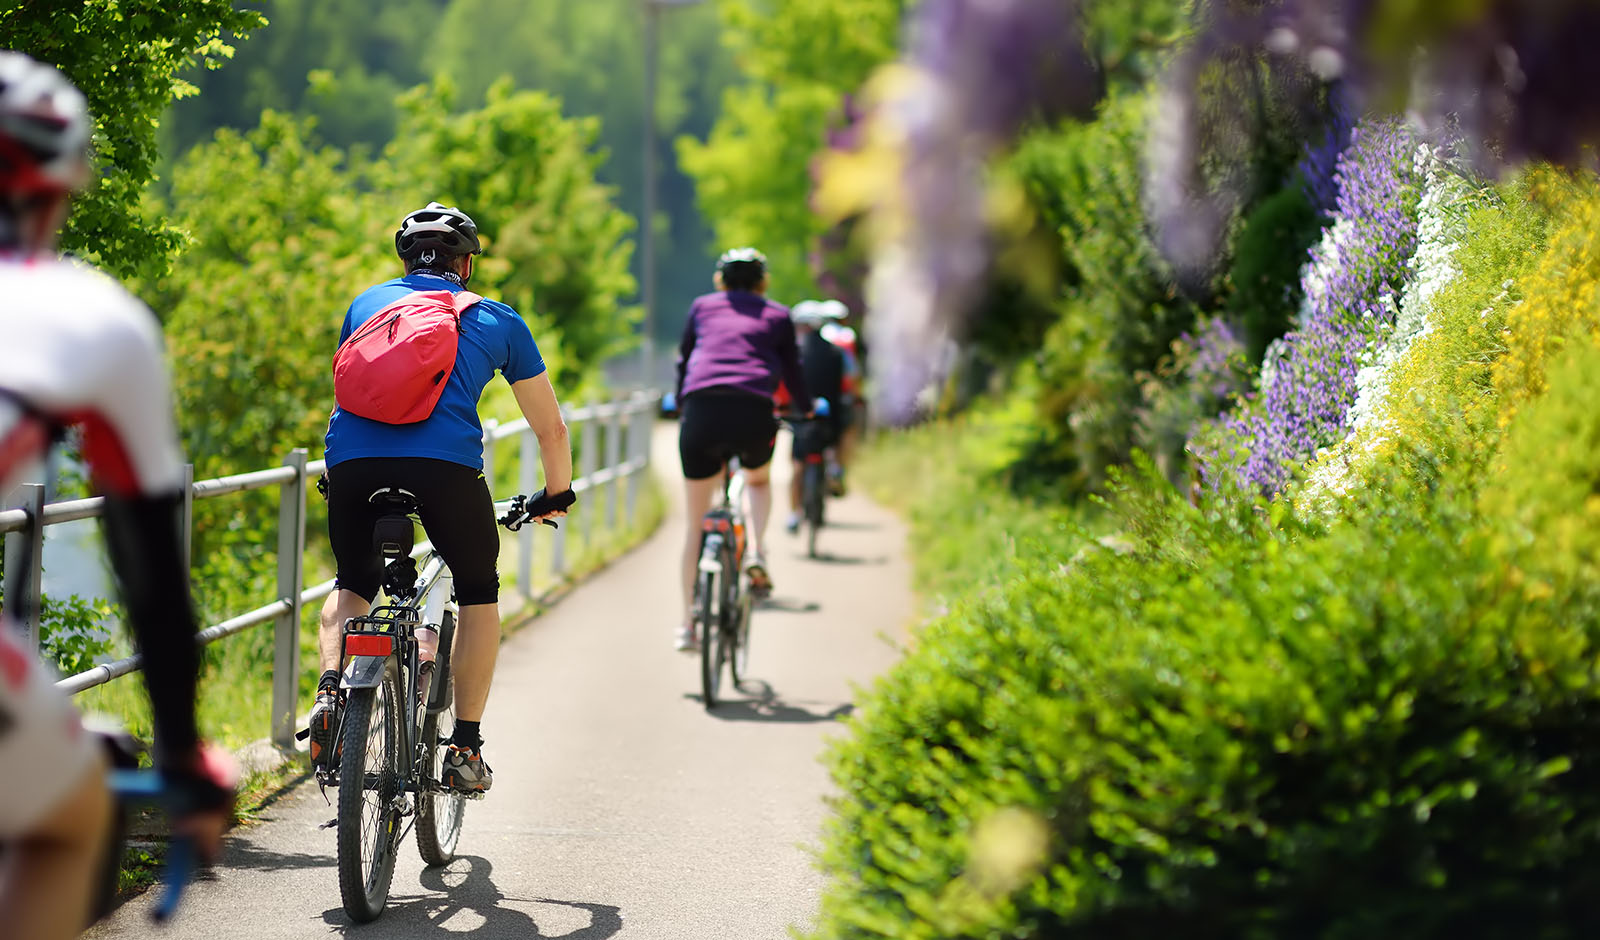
left=0, top=390, right=660, bottom=748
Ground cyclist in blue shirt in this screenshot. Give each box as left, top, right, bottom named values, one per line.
left=312, top=203, right=574, bottom=793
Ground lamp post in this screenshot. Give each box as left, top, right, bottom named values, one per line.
left=641, top=0, right=702, bottom=388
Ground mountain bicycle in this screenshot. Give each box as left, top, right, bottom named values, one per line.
left=787, top=413, right=832, bottom=559
left=318, top=487, right=562, bottom=923
left=695, top=457, right=754, bottom=710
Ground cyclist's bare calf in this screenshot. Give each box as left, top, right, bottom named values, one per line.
left=680, top=462, right=774, bottom=626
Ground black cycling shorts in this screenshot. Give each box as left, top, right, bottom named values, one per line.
left=678, top=389, right=777, bottom=480
left=326, top=457, right=500, bottom=606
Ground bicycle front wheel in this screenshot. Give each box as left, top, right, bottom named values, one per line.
left=730, top=567, right=753, bottom=687
left=417, top=614, right=465, bottom=866
left=337, top=657, right=403, bottom=923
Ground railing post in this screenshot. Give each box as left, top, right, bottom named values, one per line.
left=3, top=483, right=45, bottom=651
left=624, top=396, right=641, bottom=528
left=580, top=409, right=598, bottom=552
left=518, top=427, right=538, bottom=601
left=605, top=398, right=623, bottom=533
left=482, top=418, right=499, bottom=496
left=180, top=463, right=195, bottom=580
left=271, top=448, right=308, bottom=750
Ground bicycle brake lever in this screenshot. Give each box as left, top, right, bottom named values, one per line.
left=541, top=518, right=559, bottom=529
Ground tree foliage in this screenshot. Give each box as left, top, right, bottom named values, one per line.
left=390, top=80, right=638, bottom=392
left=0, top=0, right=264, bottom=280
left=167, top=0, right=736, bottom=343
left=678, top=0, right=905, bottom=301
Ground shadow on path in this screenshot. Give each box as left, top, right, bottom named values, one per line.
left=324, top=855, right=622, bottom=938
left=814, top=519, right=881, bottom=532
left=795, top=551, right=887, bottom=567
left=683, top=681, right=855, bottom=725
left=756, top=596, right=821, bottom=614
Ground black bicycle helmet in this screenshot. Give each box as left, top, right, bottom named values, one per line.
left=716, top=246, right=767, bottom=289
left=394, top=201, right=482, bottom=262
left=0, top=52, right=91, bottom=195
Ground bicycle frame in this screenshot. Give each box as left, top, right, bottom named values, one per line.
left=328, top=549, right=458, bottom=796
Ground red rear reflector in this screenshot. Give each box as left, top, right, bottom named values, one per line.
left=345, top=634, right=393, bottom=657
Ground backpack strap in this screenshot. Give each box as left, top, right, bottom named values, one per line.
left=451, top=291, right=483, bottom=315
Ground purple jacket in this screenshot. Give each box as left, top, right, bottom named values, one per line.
left=676, top=290, right=809, bottom=404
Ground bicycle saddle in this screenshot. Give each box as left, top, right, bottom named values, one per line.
left=368, top=487, right=419, bottom=559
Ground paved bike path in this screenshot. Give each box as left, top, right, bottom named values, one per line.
left=87, top=422, right=912, bottom=939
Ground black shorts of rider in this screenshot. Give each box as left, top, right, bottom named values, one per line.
left=678, top=388, right=777, bottom=480
left=326, top=456, right=499, bottom=606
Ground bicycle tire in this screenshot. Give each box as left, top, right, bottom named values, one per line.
left=730, top=565, right=753, bottom=686
left=698, top=563, right=723, bottom=709
left=804, top=463, right=825, bottom=558
left=416, top=614, right=465, bottom=866
left=337, top=657, right=403, bottom=923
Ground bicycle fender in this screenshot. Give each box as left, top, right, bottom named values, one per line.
left=698, top=535, right=725, bottom=574
left=342, top=655, right=389, bottom=689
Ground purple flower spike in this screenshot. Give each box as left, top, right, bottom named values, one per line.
left=864, top=0, right=1102, bottom=424
left=1198, top=118, right=1419, bottom=495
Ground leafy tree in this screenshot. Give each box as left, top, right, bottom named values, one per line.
left=678, top=0, right=905, bottom=302
left=0, top=0, right=264, bottom=280
left=145, top=111, right=391, bottom=620
left=390, top=80, right=638, bottom=391
left=164, top=0, right=442, bottom=155
left=168, top=0, right=736, bottom=346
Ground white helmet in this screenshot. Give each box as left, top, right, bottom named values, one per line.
left=817, top=299, right=849, bottom=320
left=0, top=52, right=91, bottom=195
left=792, top=298, right=846, bottom=328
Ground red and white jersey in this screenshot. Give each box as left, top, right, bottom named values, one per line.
left=0, top=257, right=184, bottom=498
left=0, top=256, right=183, bottom=834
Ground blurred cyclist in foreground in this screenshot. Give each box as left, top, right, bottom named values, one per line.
left=0, top=51, right=233, bottom=940
left=673, top=248, right=809, bottom=651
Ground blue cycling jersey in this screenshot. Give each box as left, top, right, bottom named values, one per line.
left=324, top=273, right=545, bottom=470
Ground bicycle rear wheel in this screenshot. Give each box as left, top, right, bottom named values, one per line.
left=337, top=657, right=403, bottom=923
left=803, top=463, right=825, bottom=558
left=416, top=613, right=465, bottom=866
left=697, top=533, right=729, bottom=709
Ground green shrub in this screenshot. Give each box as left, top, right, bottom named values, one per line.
left=1226, top=182, right=1321, bottom=361
left=1007, top=93, right=1204, bottom=491
left=855, top=398, right=1091, bottom=601
left=810, top=459, right=1600, bottom=938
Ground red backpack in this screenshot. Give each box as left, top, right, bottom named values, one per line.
left=333, top=289, right=481, bottom=425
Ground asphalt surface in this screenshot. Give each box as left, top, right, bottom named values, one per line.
left=87, top=421, right=911, bottom=940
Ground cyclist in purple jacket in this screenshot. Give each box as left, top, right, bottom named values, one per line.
left=673, top=248, right=809, bottom=651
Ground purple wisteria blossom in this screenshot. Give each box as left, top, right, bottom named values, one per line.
left=860, top=0, right=1100, bottom=425
left=1297, top=87, right=1354, bottom=216
left=1200, top=119, right=1419, bottom=495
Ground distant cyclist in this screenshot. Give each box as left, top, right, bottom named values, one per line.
left=310, top=202, right=574, bottom=794
left=0, top=52, right=233, bottom=940
left=673, top=248, right=809, bottom=651
left=817, top=300, right=861, bottom=494
left=783, top=300, right=846, bottom=534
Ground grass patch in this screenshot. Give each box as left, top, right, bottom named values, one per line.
left=855, top=399, right=1097, bottom=604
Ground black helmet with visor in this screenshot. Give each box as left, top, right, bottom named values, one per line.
left=394, top=202, right=482, bottom=264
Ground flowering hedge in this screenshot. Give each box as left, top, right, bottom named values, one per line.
left=1202, top=119, right=1420, bottom=495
